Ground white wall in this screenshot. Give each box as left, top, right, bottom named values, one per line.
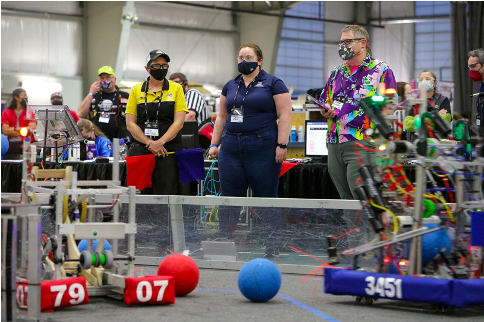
left=1, top=74, right=83, bottom=109
left=122, top=1, right=237, bottom=87
left=324, top=1, right=354, bottom=80
left=1, top=9, right=84, bottom=108
left=238, top=13, right=282, bottom=75
left=369, top=2, right=414, bottom=83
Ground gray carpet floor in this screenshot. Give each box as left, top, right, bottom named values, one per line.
left=39, top=268, right=484, bottom=322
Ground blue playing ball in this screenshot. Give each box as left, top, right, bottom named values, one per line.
left=77, top=239, right=112, bottom=252
left=421, top=223, right=451, bottom=267
left=238, top=258, right=282, bottom=302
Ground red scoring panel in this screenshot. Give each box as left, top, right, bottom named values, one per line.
left=41, top=277, right=90, bottom=311
left=124, top=275, right=175, bottom=305
left=17, top=277, right=90, bottom=312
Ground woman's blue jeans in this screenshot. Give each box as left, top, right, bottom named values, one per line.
left=217, top=126, right=282, bottom=238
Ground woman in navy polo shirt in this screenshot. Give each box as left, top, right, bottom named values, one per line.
left=209, top=44, right=292, bottom=240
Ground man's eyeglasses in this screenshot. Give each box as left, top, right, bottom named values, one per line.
left=149, top=63, right=169, bottom=70
left=337, top=38, right=364, bottom=46
left=468, top=63, right=481, bottom=69
left=237, top=55, right=256, bottom=62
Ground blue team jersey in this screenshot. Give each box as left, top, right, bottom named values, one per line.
left=221, top=69, right=289, bottom=133
left=95, top=136, right=113, bottom=157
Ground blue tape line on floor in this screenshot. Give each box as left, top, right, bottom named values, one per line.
left=196, top=287, right=340, bottom=321
left=278, top=294, right=341, bottom=322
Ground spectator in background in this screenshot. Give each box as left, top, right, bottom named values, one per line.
left=1, top=88, right=36, bottom=155
left=169, top=72, right=213, bottom=150
left=319, top=25, right=397, bottom=200
left=169, top=73, right=211, bottom=126
left=51, top=92, right=80, bottom=122
left=77, top=119, right=113, bottom=157
left=397, top=81, right=412, bottom=103
left=468, top=48, right=484, bottom=134
left=77, top=66, right=130, bottom=141
left=404, top=70, right=451, bottom=143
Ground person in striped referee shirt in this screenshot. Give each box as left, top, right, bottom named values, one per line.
left=169, top=72, right=211, bottom=127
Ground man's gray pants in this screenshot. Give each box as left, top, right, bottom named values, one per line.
left=327, top=139, right=378, bottom=200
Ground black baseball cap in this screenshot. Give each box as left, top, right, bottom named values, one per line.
left=146, top=50, right=170, bottom=65
left=51, top=92, right=63, bottom=99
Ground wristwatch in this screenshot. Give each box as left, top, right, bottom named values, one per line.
left=277, top=143, right=287, bottom=149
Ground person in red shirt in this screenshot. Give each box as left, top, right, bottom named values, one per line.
left=51, top=92, right=79, bottom=122
left=1, top=88, right=36, bottom=155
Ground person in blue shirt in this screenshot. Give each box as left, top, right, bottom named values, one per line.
left=1, top=133, right=9, bottom=159
left=77, top=118, right=113, bottom=157
left=208, top=44, right=292, bottom=254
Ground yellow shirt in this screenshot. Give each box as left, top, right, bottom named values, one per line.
left=126, top=80, right=188, bottom=117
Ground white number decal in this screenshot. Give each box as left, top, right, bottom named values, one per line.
left=50, top=285, right=67, bottom=307
left=365, top=276, right=375, bottom=295
left=68, top=283, right=86, bottom=304
left=154, top=280, right=169, bottom=301
left=375, top=276, right=385, bottom=296
left=136, top=281, right=152, bottom=302
left=136, top=280, right=169, bottom=302
left=51, top=283, right=85, bottom=307
left=394, top=278, right=402, bottom=299
left=365, top=277, right=403, bottom=299
left=384, top=278, right=395, bottom=298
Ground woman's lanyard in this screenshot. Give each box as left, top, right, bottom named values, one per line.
left=232, top=76, right=258, bottom=112
left=230, top=76, right=258, bottom=123
left=142, top=81, right=164, bottom=137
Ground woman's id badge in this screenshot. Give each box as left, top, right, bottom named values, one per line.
left=230, top=108, right=244, bottom=123
left=144, top=122, right=159, bottom=136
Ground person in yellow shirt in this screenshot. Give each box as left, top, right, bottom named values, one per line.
left=125, top=50, right=188, bottom=195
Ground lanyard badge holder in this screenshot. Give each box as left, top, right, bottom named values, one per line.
left=99, top=112, right=110, bottom=123
left=230, top=78, right=258, bottom=123
left=143, top=90, right=163, bottom=137
left=332, top=74, right=357, bottom=110
left=144, top=110, right=160, bottom=137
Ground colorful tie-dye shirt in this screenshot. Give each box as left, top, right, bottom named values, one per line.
left=319, top=54, right=397, bottom=144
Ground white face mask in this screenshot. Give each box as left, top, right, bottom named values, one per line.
left=418, top=79, right=434, bottom=92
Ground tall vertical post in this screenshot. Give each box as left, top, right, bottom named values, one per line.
left=26, top=207, right=41, bottom=321
left=127, top=186, right=136, bottom=277
left=409, top=85, right=428, bottom=276
left=112, top=138, right=120, bottom=256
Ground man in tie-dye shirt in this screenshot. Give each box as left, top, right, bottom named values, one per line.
left=319, top=25, right=397, bottom=200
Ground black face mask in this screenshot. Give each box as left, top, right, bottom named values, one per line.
left=238, top=61, right=259, bottom=75
left=52, top=100, right=63, bottom=105
left=150, top=68, right=168, bottom=81
left=21, top=97, right=28, bottom=107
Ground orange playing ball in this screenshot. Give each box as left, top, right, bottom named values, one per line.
left=157, top=254, right=199, bottom=296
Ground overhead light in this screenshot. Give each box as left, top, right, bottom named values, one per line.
left=264, top=1, right=272, bottom=7
left=22, top=80, right=62, bottom=100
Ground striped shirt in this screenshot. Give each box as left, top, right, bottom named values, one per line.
left=185, top=88, right=211, bottom=126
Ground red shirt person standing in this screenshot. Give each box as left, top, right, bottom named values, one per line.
left=1, top=88, right=37, bottom=155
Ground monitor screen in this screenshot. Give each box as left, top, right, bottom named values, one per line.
left=305, top=120, right=328, bottom=157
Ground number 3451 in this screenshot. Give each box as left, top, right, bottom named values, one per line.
left=365, top=276, right=402, bottom=299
